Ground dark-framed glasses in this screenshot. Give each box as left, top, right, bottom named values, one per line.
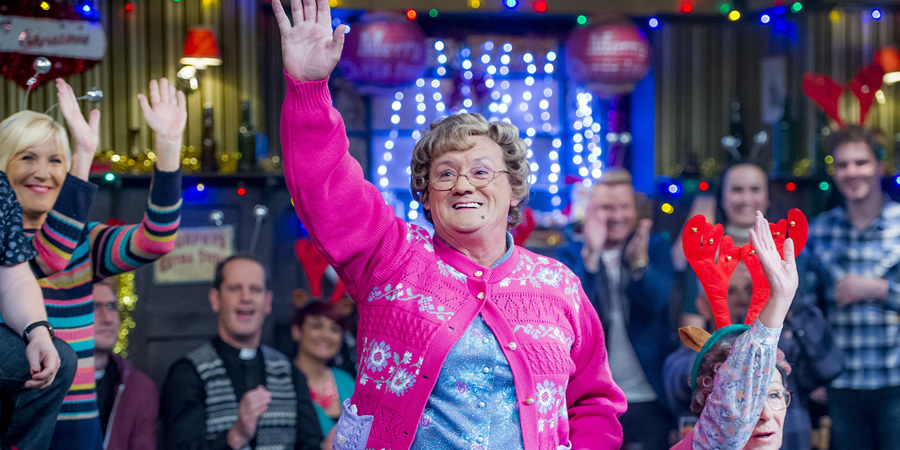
left=94, top=302, right=119, bottom=313
left=431, top=167, right=509, bottom=191
left=766, top=389, right=791, bottom=411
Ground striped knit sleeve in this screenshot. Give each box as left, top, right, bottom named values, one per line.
left=88, top=167, right=181, bottom=280
left=29, top=174, right=97, bottom=277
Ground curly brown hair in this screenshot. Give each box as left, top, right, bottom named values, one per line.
left=409, top=113, right=530, bottom=228
left=690, top=331, right=792, bottom=416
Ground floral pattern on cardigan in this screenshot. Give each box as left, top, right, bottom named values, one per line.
left=282, top=74, right=626, bottom=450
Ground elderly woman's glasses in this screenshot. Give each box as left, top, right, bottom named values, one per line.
left=431, top=168, right=509, bottom=191
left=766, top=389, right=791, bottom=411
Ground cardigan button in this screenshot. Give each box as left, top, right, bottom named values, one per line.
left=477, top=292, right=485, bottom=300
left=474, top=270, right=483, bottom=277
left=525, top=397, right=535, bottom=405
left=508, top=342, right=517, bottom=350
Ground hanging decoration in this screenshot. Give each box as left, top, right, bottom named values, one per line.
left=0, top=0, right=106, bottom=90
left=565, top=16, right=650, bottom=96
left=338, top=12, right=427, bottom=88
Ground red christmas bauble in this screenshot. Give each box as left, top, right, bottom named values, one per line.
left=565, top=21, right=651, bottom=95
left=0, top=0, right=105, bottom=91
left=338, top=13, right=427, bottom=88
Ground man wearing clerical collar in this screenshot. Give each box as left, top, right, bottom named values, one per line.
left=160, top=255, right=323, bottom=450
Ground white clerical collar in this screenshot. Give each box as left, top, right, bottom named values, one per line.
left=95, top=368, right=106, bottom=381
left=239, top=348, right=257, bottom=360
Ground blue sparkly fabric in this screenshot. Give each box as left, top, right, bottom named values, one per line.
left=411, top=314, right=524, bottom=449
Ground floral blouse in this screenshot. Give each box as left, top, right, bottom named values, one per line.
left=412, top=314, right=525, bottom=449
left=672, top=319, right=781, bottom=450
left=0, top=172, right=36, bottom=265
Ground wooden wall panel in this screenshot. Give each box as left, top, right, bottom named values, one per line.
left=1, top=0, right=263, bottom=162
left=653, top=21, right=737, bottom=176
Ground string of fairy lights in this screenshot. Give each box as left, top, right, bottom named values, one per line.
left=371, top=37, right=598, bottom=227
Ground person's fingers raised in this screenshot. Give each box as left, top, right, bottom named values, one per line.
left=149, top=79, right=161, bottom=105
left=782, top=237, right=795, bottom=267
left=88, top=109, right=100, bottom=136
left=330, top=24, right=346, bottom=55
left=272, top=0, right=292, bottom=33
left=302, top=0, right=316, bottom=22
left=291, top=0, right=305, bottom=22
left=159, top=78, right=171, bottom=104
left=137, top=93, right=152, bottom=118
left=316, top=0, right=332, bottom=26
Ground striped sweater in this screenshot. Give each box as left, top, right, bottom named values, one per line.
left=28, top=168, right=181, bottom=448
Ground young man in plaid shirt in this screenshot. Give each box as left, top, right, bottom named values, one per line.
left=802, top=125, right=900, bottom=449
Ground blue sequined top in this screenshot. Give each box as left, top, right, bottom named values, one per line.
left=411, top=233, right=524, bottom=449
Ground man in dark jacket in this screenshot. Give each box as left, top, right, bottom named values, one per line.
left=160, top=255, right=323, bottom=450
left=93, top=280, right=158, bottom=450
left=557, top=169, right=676, bottom=449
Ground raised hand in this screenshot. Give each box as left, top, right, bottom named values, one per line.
left=272, top=0, right=346, bottom=82
left=57, top=78, right=100, bottom=181
left=749, top=211, right=798, bottom=328
left=137, top=78, right=186, bottom=172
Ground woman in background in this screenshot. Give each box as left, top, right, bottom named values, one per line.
left=0, top=78, right=185, bottom=449
left=292, top=300, right=355, bottom=437
left=672, top=211, right=797, bottom=449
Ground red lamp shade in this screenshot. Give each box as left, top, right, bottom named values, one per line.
left=876, top=46, right=900, bottom=84
left=181, top=27, right=221, bottom=69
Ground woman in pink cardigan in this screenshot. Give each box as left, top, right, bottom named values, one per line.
left=272, top=1, right=626, bottom=448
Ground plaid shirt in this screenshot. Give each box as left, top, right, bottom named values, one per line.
left=803, top=199, right=900, bottom=390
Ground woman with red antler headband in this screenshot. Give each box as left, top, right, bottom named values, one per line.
left=671, top=211, right=801, bottom=449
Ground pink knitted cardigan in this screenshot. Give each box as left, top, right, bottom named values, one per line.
left=281, top=73, right=626, bottom=450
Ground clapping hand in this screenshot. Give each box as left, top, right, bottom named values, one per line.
left=625, top=219, right=652, bottom=270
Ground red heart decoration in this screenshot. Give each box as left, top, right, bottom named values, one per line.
left=849, top=63, right=885, bottom=125
left=0, top=0, right=101, bottom=90
left=802, top=73, right=845, bottom=128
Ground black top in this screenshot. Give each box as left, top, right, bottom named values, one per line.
left=160, top=337, right=323, bottom=450
left=96, top=356, right=120, bottom=436
left=0, top=171, right=37, bottom=265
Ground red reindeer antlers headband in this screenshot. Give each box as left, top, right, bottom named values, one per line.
left=682, top=209, right=808, bottom=330
left=802, top=64, right=884, bottom=127
left=294, top=239, right=346, bottom=303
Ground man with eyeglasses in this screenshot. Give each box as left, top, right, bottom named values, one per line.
left=556, top=169, right=676, bottom=449
left=93, top=280, right=158, bottom=450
